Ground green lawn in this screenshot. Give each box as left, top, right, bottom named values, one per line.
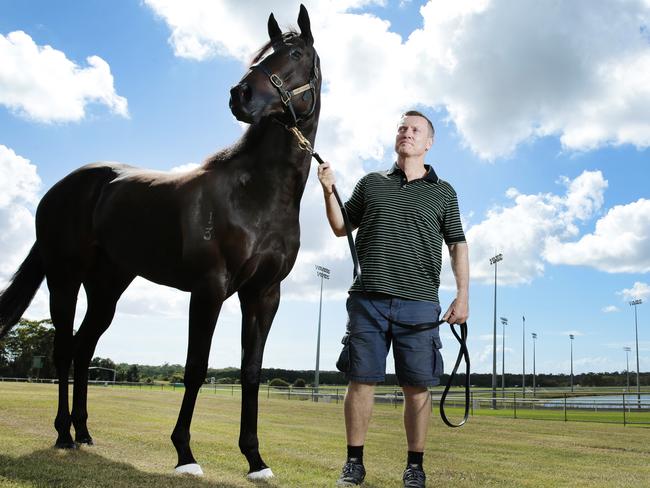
left=1, top=383, right=650, bottom=487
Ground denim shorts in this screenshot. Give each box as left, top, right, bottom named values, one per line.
left=337, top=292, right=444, bottom=387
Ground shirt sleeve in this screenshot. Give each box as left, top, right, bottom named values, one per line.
left=343, top=176, right=366, bottom=228
left=442, top=189, right=466, bottom=244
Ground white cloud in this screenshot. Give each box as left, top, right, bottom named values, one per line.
left=0, top=30, right=128, bottom=122
left=0, top=145, right=40, bottom=208
left=169, top=162, right=200, bottom=173
left=544, top=199, right=650, bottom=273
left=462, top=170, right=607, bottom=285
left=618, top=282, right=650, bottom=302
left=0, top=145, right=40, bottom=279
left=146, top=0, right=650, bottom=160
left=602, top=305, right=619, bottom=313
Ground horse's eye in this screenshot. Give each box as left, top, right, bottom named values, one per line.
left=290, top=49, right=303, bottom=60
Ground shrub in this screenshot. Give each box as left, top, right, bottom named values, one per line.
left=269, top=378, right=290, bottom=387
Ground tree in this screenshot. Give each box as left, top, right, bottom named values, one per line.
left=126, top=364, right=140, bottom=382
left=170, top=372, right=184, bottom=384
left=0, top=319, right=55, bottom=378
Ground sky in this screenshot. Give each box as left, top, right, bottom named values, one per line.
left=1, top=0, right=649, bottom=378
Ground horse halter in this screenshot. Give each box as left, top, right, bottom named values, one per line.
left=250, top=46, right=320, bottom=127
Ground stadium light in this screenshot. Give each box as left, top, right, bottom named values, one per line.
left=569, top=334, right=575, bottom=393
left=314, top=265, right=330, bottom=396
left=490, top=253, right=503, bottom=409
left=522, top=315, right=526, bottom=398
left=630, top=299, right=643, bottom=405
left=500, top=317, right=508, bottom=398
left=624, top=346, right=632, bottom=393
left=532, top=332, right=537, bottom=397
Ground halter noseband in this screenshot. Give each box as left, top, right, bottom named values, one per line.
left=250, top=47, right=320, bottom=127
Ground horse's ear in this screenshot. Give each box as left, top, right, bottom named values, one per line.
left=297, top=4, right=313, bottom=45
left=268, top=13, right=282, bottom=41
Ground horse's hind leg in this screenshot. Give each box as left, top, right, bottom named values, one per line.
left=71, top=256, right=134, bottom=444
left=171, top=284, right=223, bottom=475
left=49, top=278, right=81, bottom=448
left=238, top=283, right=280, bottom=480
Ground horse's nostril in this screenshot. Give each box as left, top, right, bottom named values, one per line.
left=240, top=83, right=252, bottom=103
left=230, top=83, right=252, bottom=105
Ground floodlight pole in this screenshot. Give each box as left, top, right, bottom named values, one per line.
left=314, top=265, right=330, bottom=395
left=501, top=317, right=508, bottom=398
left=570, top=334, right=575, bottom=393
left=532, top=333, right=537, bottom=397
left=624, top=346, right=631, bottom=393
left=490, top=253, right=503, bottom=409
left=630, top=299, right=643, bottom=405
left=522, top=315, right=526, bottom=398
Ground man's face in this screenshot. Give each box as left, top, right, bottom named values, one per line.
left=394, top=115, right=433, bottom=158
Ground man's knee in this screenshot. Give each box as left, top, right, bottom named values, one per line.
left=402, top=385, right=429, bottom=400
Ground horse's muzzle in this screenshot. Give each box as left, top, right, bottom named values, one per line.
left=229, top=83, right=255, bottom=123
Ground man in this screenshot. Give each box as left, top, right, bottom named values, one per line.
left=317, top=111, right=469, bottom=487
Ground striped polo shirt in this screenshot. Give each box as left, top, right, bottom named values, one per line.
left=344, top=163, right=466, bottom=303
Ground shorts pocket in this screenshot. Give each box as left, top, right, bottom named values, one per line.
left=336, top=333, right=351, bottom=373
left=432, top=336, right=444, bottom=378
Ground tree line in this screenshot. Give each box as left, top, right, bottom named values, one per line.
left=2, top=319, right=648, bottom=387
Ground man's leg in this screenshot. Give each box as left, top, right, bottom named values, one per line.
left=402, top=386, right=430, bottom=487
left=337, top=381, right=375, bottom=486
left=402, top=385, right=430, bottom=451
left=345, top=381, right=376, bottom=446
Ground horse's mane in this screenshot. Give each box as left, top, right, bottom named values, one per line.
left=251, top=30, right=299, bottom=65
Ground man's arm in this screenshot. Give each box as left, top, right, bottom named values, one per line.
left=317, top=162, right=353, bottom=237
left=442, top=241, right=469, bottom=324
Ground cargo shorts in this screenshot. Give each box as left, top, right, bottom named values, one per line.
left=336, top=292, right=444, bottom=387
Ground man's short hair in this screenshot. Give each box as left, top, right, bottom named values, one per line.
left=401, top=110, right=435, bottom=138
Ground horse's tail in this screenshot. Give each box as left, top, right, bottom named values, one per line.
left=0, top=243, right=45, bottom=339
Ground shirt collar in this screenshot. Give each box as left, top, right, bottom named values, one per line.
left=387, top=163, right=439, bottom=183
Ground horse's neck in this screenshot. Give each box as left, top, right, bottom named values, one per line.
left=241, top=117, right=318, bottom=184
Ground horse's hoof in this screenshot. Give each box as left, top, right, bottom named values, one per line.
left=247, top=467, right=274, bottom=480
left=75, top=436, right=94, bottom=445
left=175, top=463, right=204, bottom=476
left=54, top=440, right=78, bottom=449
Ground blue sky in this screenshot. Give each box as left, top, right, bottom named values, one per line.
left=1, top=0, right=649, bottom=379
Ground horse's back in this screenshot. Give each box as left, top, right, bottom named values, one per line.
left=35, top=162, right=132, bottom=271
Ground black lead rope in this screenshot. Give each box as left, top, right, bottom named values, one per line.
left=310, top=149, right=471, bottom=428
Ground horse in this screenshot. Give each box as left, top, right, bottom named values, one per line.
left=0, top=4, right=320, bottom=479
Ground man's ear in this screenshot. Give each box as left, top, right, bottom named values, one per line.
left=426, top=136, right=434, bottom=151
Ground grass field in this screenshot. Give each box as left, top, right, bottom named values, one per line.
left=2, top=383, right=650, bottom=487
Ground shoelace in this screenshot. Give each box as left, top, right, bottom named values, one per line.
left=342, top=462, right=364, bottom=478
left=403, top=466, right=425, bottom=484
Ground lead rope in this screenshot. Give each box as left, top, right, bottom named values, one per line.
left=290, top=126, right=470, bottom=427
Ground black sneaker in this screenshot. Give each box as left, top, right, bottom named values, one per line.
left=403, top=464, right=426, bottom=488
left=336, top=459, right=366, bottom=486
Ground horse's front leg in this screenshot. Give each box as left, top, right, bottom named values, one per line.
left=171, top=285, right=223, bottom=476
left=238, top=283, right=280, bottom=480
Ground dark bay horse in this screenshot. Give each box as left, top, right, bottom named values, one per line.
left=0, top=5, right=320, bottom=479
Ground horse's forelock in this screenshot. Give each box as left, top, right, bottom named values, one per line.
left=250, top=31, right=300, bottom=65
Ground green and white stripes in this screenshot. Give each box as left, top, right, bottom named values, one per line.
left=345, top=165, right=465, bottom=303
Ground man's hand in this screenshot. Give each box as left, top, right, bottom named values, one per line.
left=317, top=161, right=348, bottom=236
left=442, top=297, right=468, bottom=325
left=317, top=161, right=335, bottom=195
